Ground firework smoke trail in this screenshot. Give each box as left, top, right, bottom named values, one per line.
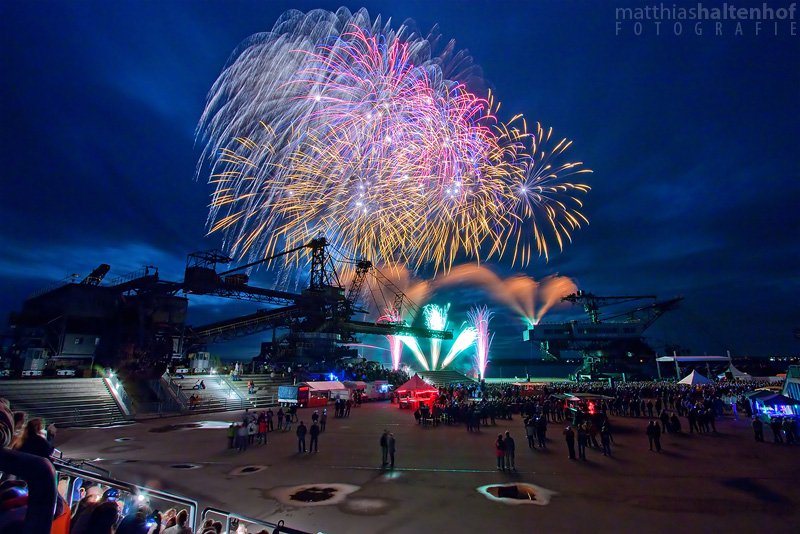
left=439, top=326, right=477, bottom=370
left=536, top=275, right=578, bottom=322
left=468, top=306, right=494, bottom=380
left=399, top=336, right=429, bottom=371
left=377, top=308, right=405, bottom=371
left=423, top=303, right=450, bottom=370
left=198, top=8, right=591, bottom=273
left=502, top=275, right=538, bottom=325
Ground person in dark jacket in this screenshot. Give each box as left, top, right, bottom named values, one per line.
left=503, top=431, right=516, bottom=471
left=12, top=418, right=54, bottom=459
left=600, top=424, right=612, bottom=456
left=380, top=430, right=389, bottom=467
left=752, top=417, right=764, bottom=442
left=646, top=420, right=662, bottom=452
left=296, top=421, right=307, bottom=453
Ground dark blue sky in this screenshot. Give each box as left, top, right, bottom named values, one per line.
left=2, top=0, right=798, bottom=363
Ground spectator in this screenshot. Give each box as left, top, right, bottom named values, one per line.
left=227, top=424, right=236, bottom=449
left=524, top=417, right=536, bottom=449
left=503, top=431, right=516, bottom=471
left=576, top=423, right=588, bottom=461
left=162, top=509, right=192, bottom=534
left=494, top=434, right=505, bottom=471
left=82, top=500, right=119, bottom=534
left=646, top=420, right=662, bottom=452
left=563, top=425, right=576, bottom=460
left=380, top=430, right=389, bottom=467
left=751, top=417, right=764, bottom=442
left=600, top=424, right=612, bottom=456
left=236, top=424, right=248, bottom=452
left=296, top=421, right=307, bottom=453
left=12, top=418, right=54, bottom=459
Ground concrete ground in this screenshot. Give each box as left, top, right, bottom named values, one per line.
left=57, top=402, right=799, bottom=534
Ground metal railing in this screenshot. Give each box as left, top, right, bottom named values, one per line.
left=104, top=371, right=133, bottom=417
left=52, top=461, right=318, bottom=533
left=163, top=372, right=190, bottom=409
left=202, top=507, right=316, bottom=534
left=54, top=461, right=199, bottom=527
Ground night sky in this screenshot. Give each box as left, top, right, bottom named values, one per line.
left=2, top=0, right=798, bottom=365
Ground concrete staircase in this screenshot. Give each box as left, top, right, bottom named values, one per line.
left=168, top=374, right=249, bottom=413
left=0, top=378, right=130, bottom=427
left=232, top=374, right=293, bottom=409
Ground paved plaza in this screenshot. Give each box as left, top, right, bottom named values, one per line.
left=57, top=402, right=798, bottom=533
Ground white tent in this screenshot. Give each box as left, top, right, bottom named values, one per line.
left=679, top=370, right=713, bottom=385
left=717, top=364, right=752, bottom=381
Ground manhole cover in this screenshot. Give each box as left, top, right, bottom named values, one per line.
left=229, top=465, right=268, bottom=476
left=476, top=483, right=557, bottom=506
left=291, top=487, right=337, bottom=503
left=170, top=463, right=202, bottom=470
left=267, top=483, right=359, bottom=507
left=114, top=437, right=133, bottom=442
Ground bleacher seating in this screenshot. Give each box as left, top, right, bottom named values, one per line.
left=416, top=370, right=477, bottom=388
left=0, top=378, right=129, bottom=427
left=168, top=374, right=249, bottom=413
left=232, top=374, right=293, bottom=408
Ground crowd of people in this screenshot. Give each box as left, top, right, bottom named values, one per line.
left=401, top=378, right=798, bottom=465
left=226, top=402, right=345, bottom=454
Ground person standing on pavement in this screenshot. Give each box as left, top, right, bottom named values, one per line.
left=600, top=424, right=612, bottom=456
left=296, top=421, right=307, bottom=453
left=227, top=423, right=236, bottom=449
left=503, top=431, right=516, bottom=471
left=563, top=425, right=576, bottom=460
left=320, top=409, right=328, bottom=432
left=646, top=420, right=662, bottom=452
left=380, top=429, right=389, bottom=467
left=524, top=417, right=536, bottom=449
left=577, top=423, right=589, bottom=460
left=309, top=422, right=320, bottom=453
left=495, top=434, right=506, bottom=471
left=752, top=417, right=764, bottom=442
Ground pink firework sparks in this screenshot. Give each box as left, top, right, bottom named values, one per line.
left=467, top=306, right=494, bottom=380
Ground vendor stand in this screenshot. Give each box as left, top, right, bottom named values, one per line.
left=396, top=375, right=438, bottom=409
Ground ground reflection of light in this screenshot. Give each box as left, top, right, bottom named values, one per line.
left=381, top=470, right=403, bottom=480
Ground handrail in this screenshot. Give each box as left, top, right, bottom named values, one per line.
left=104, top=372, right=133, bottom=417
left=163, top=372, right=190, bottom=410
left=201, top=506, right=316, bottom=534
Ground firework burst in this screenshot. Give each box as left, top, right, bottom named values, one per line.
left=198, top=8, right=590, bottom=272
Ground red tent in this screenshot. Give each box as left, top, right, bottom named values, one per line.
left=395, top=375, right=438, bottom=409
